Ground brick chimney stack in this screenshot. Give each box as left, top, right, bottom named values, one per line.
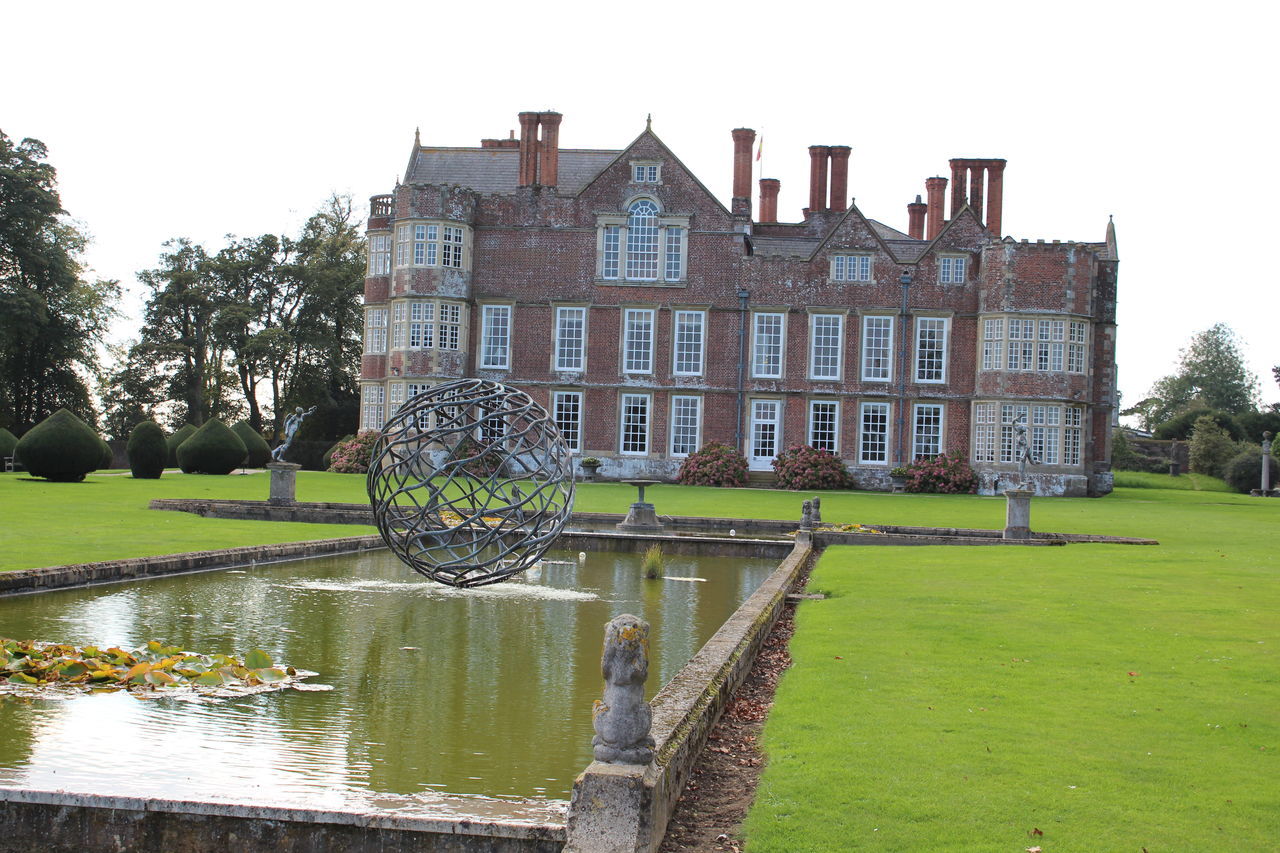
left=946, top=158, right=1007, bottom=235
left=925, top=177, right=947, bottom=239
left=986, top=160, right=1006, bottom=237
left=731, top=128, right=756, bottom=216
left=808, top=146, right=830, bottom=213
left=907, top=194, right=927, bottom=240
left=518, top=111, right=541, bottom=187
left=949, top=159, right=967, bottom=217
left=538, top=112, right=562, bottom=188
left=759, top=178, right=780, bottom=223
left=828, top=146, right=851, bottom=212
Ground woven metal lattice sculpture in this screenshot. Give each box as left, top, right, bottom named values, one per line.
left=367, top=379, right=576, bottom=587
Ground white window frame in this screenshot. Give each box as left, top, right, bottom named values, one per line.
left=672, top=309, right=706, bottom=377
left=914, top=316, right=949, bottom=384
left=364, top=307, right=388, bottom=354
left=809, top=313, right=844, bottom=381
left=980, top=401, right=1085, bottom=467
left=622, top=308, right=655, bottom=375
left=597, top=199, right=690, bottom=284
left=912, top=403, right=944, bottom=459
left=860, top=315, right=894, bottom=382
left=361, top=384, right=385, bottom=431
left=752, top=311, right=785, bottom=379
left=973, top=402, right=997, bottom=463
left=670, top=395, right=702, bottom=457
left=553, top=391, right=583, bottom=453
left=554, top=306, right=587, bottom=372
left=808, top=399, right=840, bottom=454
left=395, top=220, right=468, bottom=270
left=479, top=304, right=511, bottom=370
left=831, top=254, right=872, bottom=283
left=631, top=162, right=660, bottom=183
left=859, top=401, right=890, bottom=465
left=620, top=393, right=651, bottom=455
left=939, top=255, right=967, bottom=284
left=368, top=234, right=391, bottom=275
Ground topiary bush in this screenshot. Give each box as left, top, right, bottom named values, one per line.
left=98, top=438, right=114, bottom=470
left=902, top=451, right=978, bottom=494
left=231, top=421, right=273, bottom=468
left=167, top=424, right=197, bottom=466
left=676, top=440, right=748, bottom=487
left=326, top=431, right=380, bottom=474
left=176, top=419, right=248, bottom=475
left=14, top=409, right=104, bottom=482
left=0, top=427, right=18, bottom=463
left=771, top=444, right=853, bottom=490
left=1188, top=415, right=1237, bottom=478
left=1224, top=449, right=1280, bottom=494
left=127, top=420, right=168, bottom=479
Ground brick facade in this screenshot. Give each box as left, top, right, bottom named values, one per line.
left=360, top=111, right=1119, bottom=496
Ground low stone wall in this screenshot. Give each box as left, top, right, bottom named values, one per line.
left=0, top=789, right=564, bottom=853
left=564, top=540, right=813, bottom=853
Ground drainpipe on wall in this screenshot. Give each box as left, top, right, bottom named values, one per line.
left=895, top=269, right=913, bottom=466
left=735, top=287, right=750, bottom=452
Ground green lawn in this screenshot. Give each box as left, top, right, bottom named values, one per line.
left=744, top=485, right=1278, bottom=851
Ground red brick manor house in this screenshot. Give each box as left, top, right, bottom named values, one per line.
left=360, top=110, right=1118, bottom=496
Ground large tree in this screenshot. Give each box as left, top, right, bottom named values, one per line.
left=0, top=131, right=118, bottom=432
left=1133, top=324, right=1260, bottom=431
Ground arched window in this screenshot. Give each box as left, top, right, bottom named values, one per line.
left=625, top=200, right=659, bottom=281
left=597, top=197, right=689, bottom=284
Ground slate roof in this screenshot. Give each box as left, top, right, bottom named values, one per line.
left=407, top=147, right=620, bottom=195
left=752, top=237, right=818, bottom=258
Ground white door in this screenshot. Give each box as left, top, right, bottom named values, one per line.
left=748, top=400, right=781, bottom=471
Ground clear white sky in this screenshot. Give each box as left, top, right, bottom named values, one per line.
left=5, top=0, right=1276, bottom=413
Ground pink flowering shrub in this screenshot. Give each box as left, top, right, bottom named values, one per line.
left=771, top=444, right=853, bottom=490
left=902, top=451, right=977, bottom=494
left=677, top=441, right=748, bottom=487
left=326, top=431, right=380, bottom=474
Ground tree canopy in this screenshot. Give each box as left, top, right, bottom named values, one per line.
left=1129, top=324, right=1260, bottom=431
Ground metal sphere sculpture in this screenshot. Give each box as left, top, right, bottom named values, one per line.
left=367, top=379, right=576, bottom=587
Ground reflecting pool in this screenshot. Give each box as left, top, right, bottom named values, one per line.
left=0, top=547, right=774, bottom=812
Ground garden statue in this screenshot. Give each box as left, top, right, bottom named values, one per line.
left=591, top=614, right=655, bottom=765
left=811, top=496, right=822, bottom=524
left=271, top=406, right=317, bottom=462
left=1013, top=415, right=1039, bottom=483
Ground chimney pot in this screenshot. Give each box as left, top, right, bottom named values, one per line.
left=907, top=194, right=927, bottom=240
left=808, top=146, right=831, bottom=214
left=518, top=111, right=540, bottom=187
left=731, top=128, right=756, bottom=215
left=538, top=111, right=562, bottom=188
left=828, top=146, right=851, bottom=212
left=759, top=178, right=780, bottom=223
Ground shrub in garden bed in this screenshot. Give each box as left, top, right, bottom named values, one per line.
left=902, top=452, right=977, bottom=494
left=771, top=444, right=853, bottom=490
left=127, top=420, right=168, bottom=478
left=1224, top=448, right=1280, bottom=493
left=176, top=419, right=247, bottom=475
left=231, top=421, right=273, bottom=468
left=326, top=431, right=380, bottom=474
left=0, top=427, right=17, bottom=462
left=13, top=409, right=104, bottom=482
left=677, top=441, right=748, bottom=487
left=166, top=424, right=197, bottom=466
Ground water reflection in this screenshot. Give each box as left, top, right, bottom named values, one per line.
left=0, top=547, right=773, bottom=809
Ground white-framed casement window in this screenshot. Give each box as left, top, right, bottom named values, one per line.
left=914, top=317, right=949, bottom=383
left=752, top=312, right=785, bottom=378
left=395, top=221, right=469, bottom=270
left=859, top=401, right=890, bottom=464
left=831, top=254, right=872, bottom=282
left=391, top=302, right=406, bottom=350
left=554, top=306, right=587, bottom=372
left=672, top=309, right=706, bottom=376
left=670, top=395, right=702, bottom=457
left=1068, top=321, right=1088, bottom=373
left=407, top=383, right=432, bottom=429
left=808, top=400, right=839, bottom=453
left=1006, top=318, right=1034, bottom=371
left=972, top=402, right=997, bottom=463
left=620, top=393, right=651, bottom=455
left=387, top=382, right=405, bottom=418
left=809, top=313, right=843, bottom=381
left=364, top=307, right=388, bottom=354
left=553, top=391, right=583, bottom=452
left=598, top=200, right=689, bottom=283
left=985, top=315, right=1087, bottom=374
left=1063, top=406, right=1083, bottom=465
left=368, top=234, right=391, bottom=275
left=861, top=315, right=894, bottom=382
left=1036, top=319, right=1066, bottom=372
left=398, top=300, right=463, bottom=351
left=361, top=384, right=385, bottom=430
left=981, top=318, right=1004, bottom=371
left=986, top=402, right=1085, bottom=466
left=438, top=302, right=461, bottom=350
left=622, top=308, right=655, bottom=374
left=912, top=403, right=944, bottom=459
left=479, top=304, right=511, bottom=369
left=631, top=162, right=660, bottom=183
left=939, top=255, right=967, bottom=284
left=409, top=301, right=434, bottom=349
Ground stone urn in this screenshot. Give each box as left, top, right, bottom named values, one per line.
left=579, top=457, right=602, bottom=481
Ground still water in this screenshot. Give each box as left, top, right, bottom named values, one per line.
left=0, top=547, right=774, bottom=813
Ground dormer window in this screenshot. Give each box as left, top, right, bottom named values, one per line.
left=831, top=254, right=872, bottom=282
left=598, top=199, right=689, bottom=284
left=939, top=255, right=967, bottom=284
left=631, top=161, right=661, bottom=183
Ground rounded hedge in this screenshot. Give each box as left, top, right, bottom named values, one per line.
left=232, top=421, right=273, bottom=468
left=98, top=438, right=114, bottom=470
left=14, top=409, right=104, bottom=482
left=322, top=434, right=354, bottom=470
left=1224, top=449, right=1280, bottom=494
left=176, top=419, right=248, bottom=475
left=0, top=427, right=17, bottom=462
left=127, top=420, right=168, bottom=479
left=676, top=441, right=748, bottom=487
left=167, top=424, right=197, bottom=466
left=771, top=444, right=853, bottom=490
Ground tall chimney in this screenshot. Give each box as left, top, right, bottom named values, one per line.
left=925, top=177, right=947, bottom=239
left=759, top=178, right=780, bottom=223
left=949, top=159, right=967, bottom=217
left=968, top=163, right=985, bottom=225
left=538, top=112, right=562, bottom=188
left=731, top=128, right=756, bottom=216
left=828, top=146, right=851, bottom=212
left=907, top=195, right=927, bottom=240
left=808, top=146, right=830, bottom=213
left=985, top=160, right=1006, bottom=237
left=518, top=111, right=540, bottom=187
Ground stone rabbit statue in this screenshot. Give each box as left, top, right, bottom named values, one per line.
left=591, top=613, right=655, bottom=765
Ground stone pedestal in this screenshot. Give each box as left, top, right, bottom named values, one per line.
left=1003, top=488, right=1034, bottom=540
left=267, top=462, right=301, bottom=505
left=616, top=502, right=664, bottom=534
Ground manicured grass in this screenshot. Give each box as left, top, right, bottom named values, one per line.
left=744, top=487, right=1278, bottom=851
left=1114, top=469, right=1234, bottom=492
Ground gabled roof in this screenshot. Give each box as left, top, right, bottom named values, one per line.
left=405, top=147, right=620, bottom=195
left=576, top=125, right=733, bottom=217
